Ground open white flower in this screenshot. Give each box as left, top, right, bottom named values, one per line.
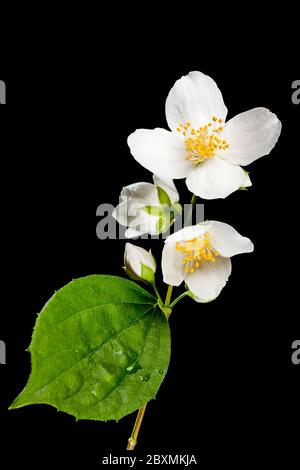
left=128, top=71, right=281, bottom=199
left=113, top=175, right=181, bottom=238
left=124, top=243, right=156, bottom=284
left=162, top=221, right=254, bottom=302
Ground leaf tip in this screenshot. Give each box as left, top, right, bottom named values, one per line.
left=8, top=399, right=19, bottom=411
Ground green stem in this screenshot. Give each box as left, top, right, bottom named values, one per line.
left=169, top=291, right=190, bottom=309
left=127, top=404, right=147, bottom=451
left=152, top=282, right=163, bottom=306
left=127, top=195, right=197, bottom=450
left=185, top=194, right=197, bottom=227
left=164, top=285, right=173, bottom=307
left=127, top=192, right=199, bottom=450
left=127, top=284, right=174, bottom=449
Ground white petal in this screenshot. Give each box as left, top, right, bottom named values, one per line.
left=186, top=157, right=249, bottom=199
left=208, top=221, right=254, bottom=257
left=165, top=71, right=228, bottom=132
left=112, top=200, right=130, bottom=227
left=243, top=172, right=252, bottom=187
left=114, top=182, right=160, bottom=228
left=125, top=227, right=145, bottom=238
left=128, top=210, right=159, bottom=236
left=186, top=257, right=232, bottom=302
left=222, top=108, right=282, bottom=166
left=125, top=243, right=155, bottom=277
left=152, top=175, right=179, bottom=204
left=161, top=242, right=185, bottom=286
left=165, top=224, right=208, bottom=244
left=128, top=128, right=192, bottom=179
left=113, top=199, right=148, bottom=227
left=121, top=182, right=159, bottom=206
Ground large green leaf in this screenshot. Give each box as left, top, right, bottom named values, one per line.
left=10, top=275, right=171, bottom=421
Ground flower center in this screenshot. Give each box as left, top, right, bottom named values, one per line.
left=176, top=116, right=229, bottom=164
left=176, top=233, right=219, bottom=273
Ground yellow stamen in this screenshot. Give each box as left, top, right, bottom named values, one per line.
left=175, top=233, right=219, bottom=273
left=176, top=116, right=229, bottom=165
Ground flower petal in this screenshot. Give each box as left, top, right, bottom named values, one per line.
left=152, top=175, right=179, bottom=204
left=165, top=224, right=208, bottom=244
left=128, top=210, right=160, bottom=236
left=121, top=182, right=159, bottom=206
left=222, top=108, right=282, bottom=166
left=112, top=200, right=130, bottom=227
left=165, top=71, right=228, bottom=132
left=185, top=257, right=232, bottom=302
left=125, top=227, right=144, bottom=238
left=243, top=172, right=252, bottom=187
left=113, top=198, right=149, bottom=227
left=124, top=243, right=156, bottom=277
left=208, top=221, right=254, bottom=257
left=186, top=157, right=249, bottom=199
left=128, top=128, right=192, bottom=179
left=161, top=242, right=185, bottom=286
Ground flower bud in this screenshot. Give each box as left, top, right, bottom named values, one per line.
left=124, top=243, right=156, bottom=284
left=113, top=175, right=180, bottom=238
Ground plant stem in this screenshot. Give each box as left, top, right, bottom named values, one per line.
left=127, top=188, right=199, bottom=449
left=153, top=282, right=163, bottom=306
left=164, top=285, right=173, bottom=307
left=127, top=404, right=147, bottom=451
left=185, top=194, right=197, bottom=227
left=169, top=291, right=190, bottom=309
left=127, top=283, right=175, bottom=449
left=127, top=283, right=174, bottom=450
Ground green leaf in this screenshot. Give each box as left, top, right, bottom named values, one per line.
left=156, top=185, right=172, bottom=207
left=10, top=275, right=171, bottom=421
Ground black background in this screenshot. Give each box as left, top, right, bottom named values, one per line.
left=0, top=23, right=299, bottom=468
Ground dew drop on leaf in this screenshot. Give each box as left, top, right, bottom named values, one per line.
left=125, top=361, right=141, bottom=374
left=114, top=350, right=123, bottom=356
left=140, top=373, right=150, bottom=382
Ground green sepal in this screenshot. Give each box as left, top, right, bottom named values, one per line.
left=142, top=206, right=164, bottom=217
left=171, top=202, right=182, bottom=215
left=156, top=185, right=172, bottom=207
left=141, top=263, right=155, bottom=284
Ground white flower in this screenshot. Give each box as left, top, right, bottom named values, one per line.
left=124, top=243, right=156, bottom=284
left=128, top=71, right=281, bottom=199
left=113, top=174, right=181, bottom=238
left=162, top=221, right=254, bottom=302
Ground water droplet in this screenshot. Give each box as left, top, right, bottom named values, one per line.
left=114, top=350, right=123, bottom=356
left=159, top=369, right=164, bottom=374
left=125, top=360, right=142, bottom=374
left=91, top=390, right=97, bottom=396
left=140, top=373, right=150, bottom=382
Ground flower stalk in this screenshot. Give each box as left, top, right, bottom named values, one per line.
left=127, top=284, right=174, bottom=450
left=127, top=404, right=147, bottom=451
left=164, top=285, right=173, bottom=308
left=169, top=291, right=191, bottom=309
left=185, top=194, right=197, bottom=227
